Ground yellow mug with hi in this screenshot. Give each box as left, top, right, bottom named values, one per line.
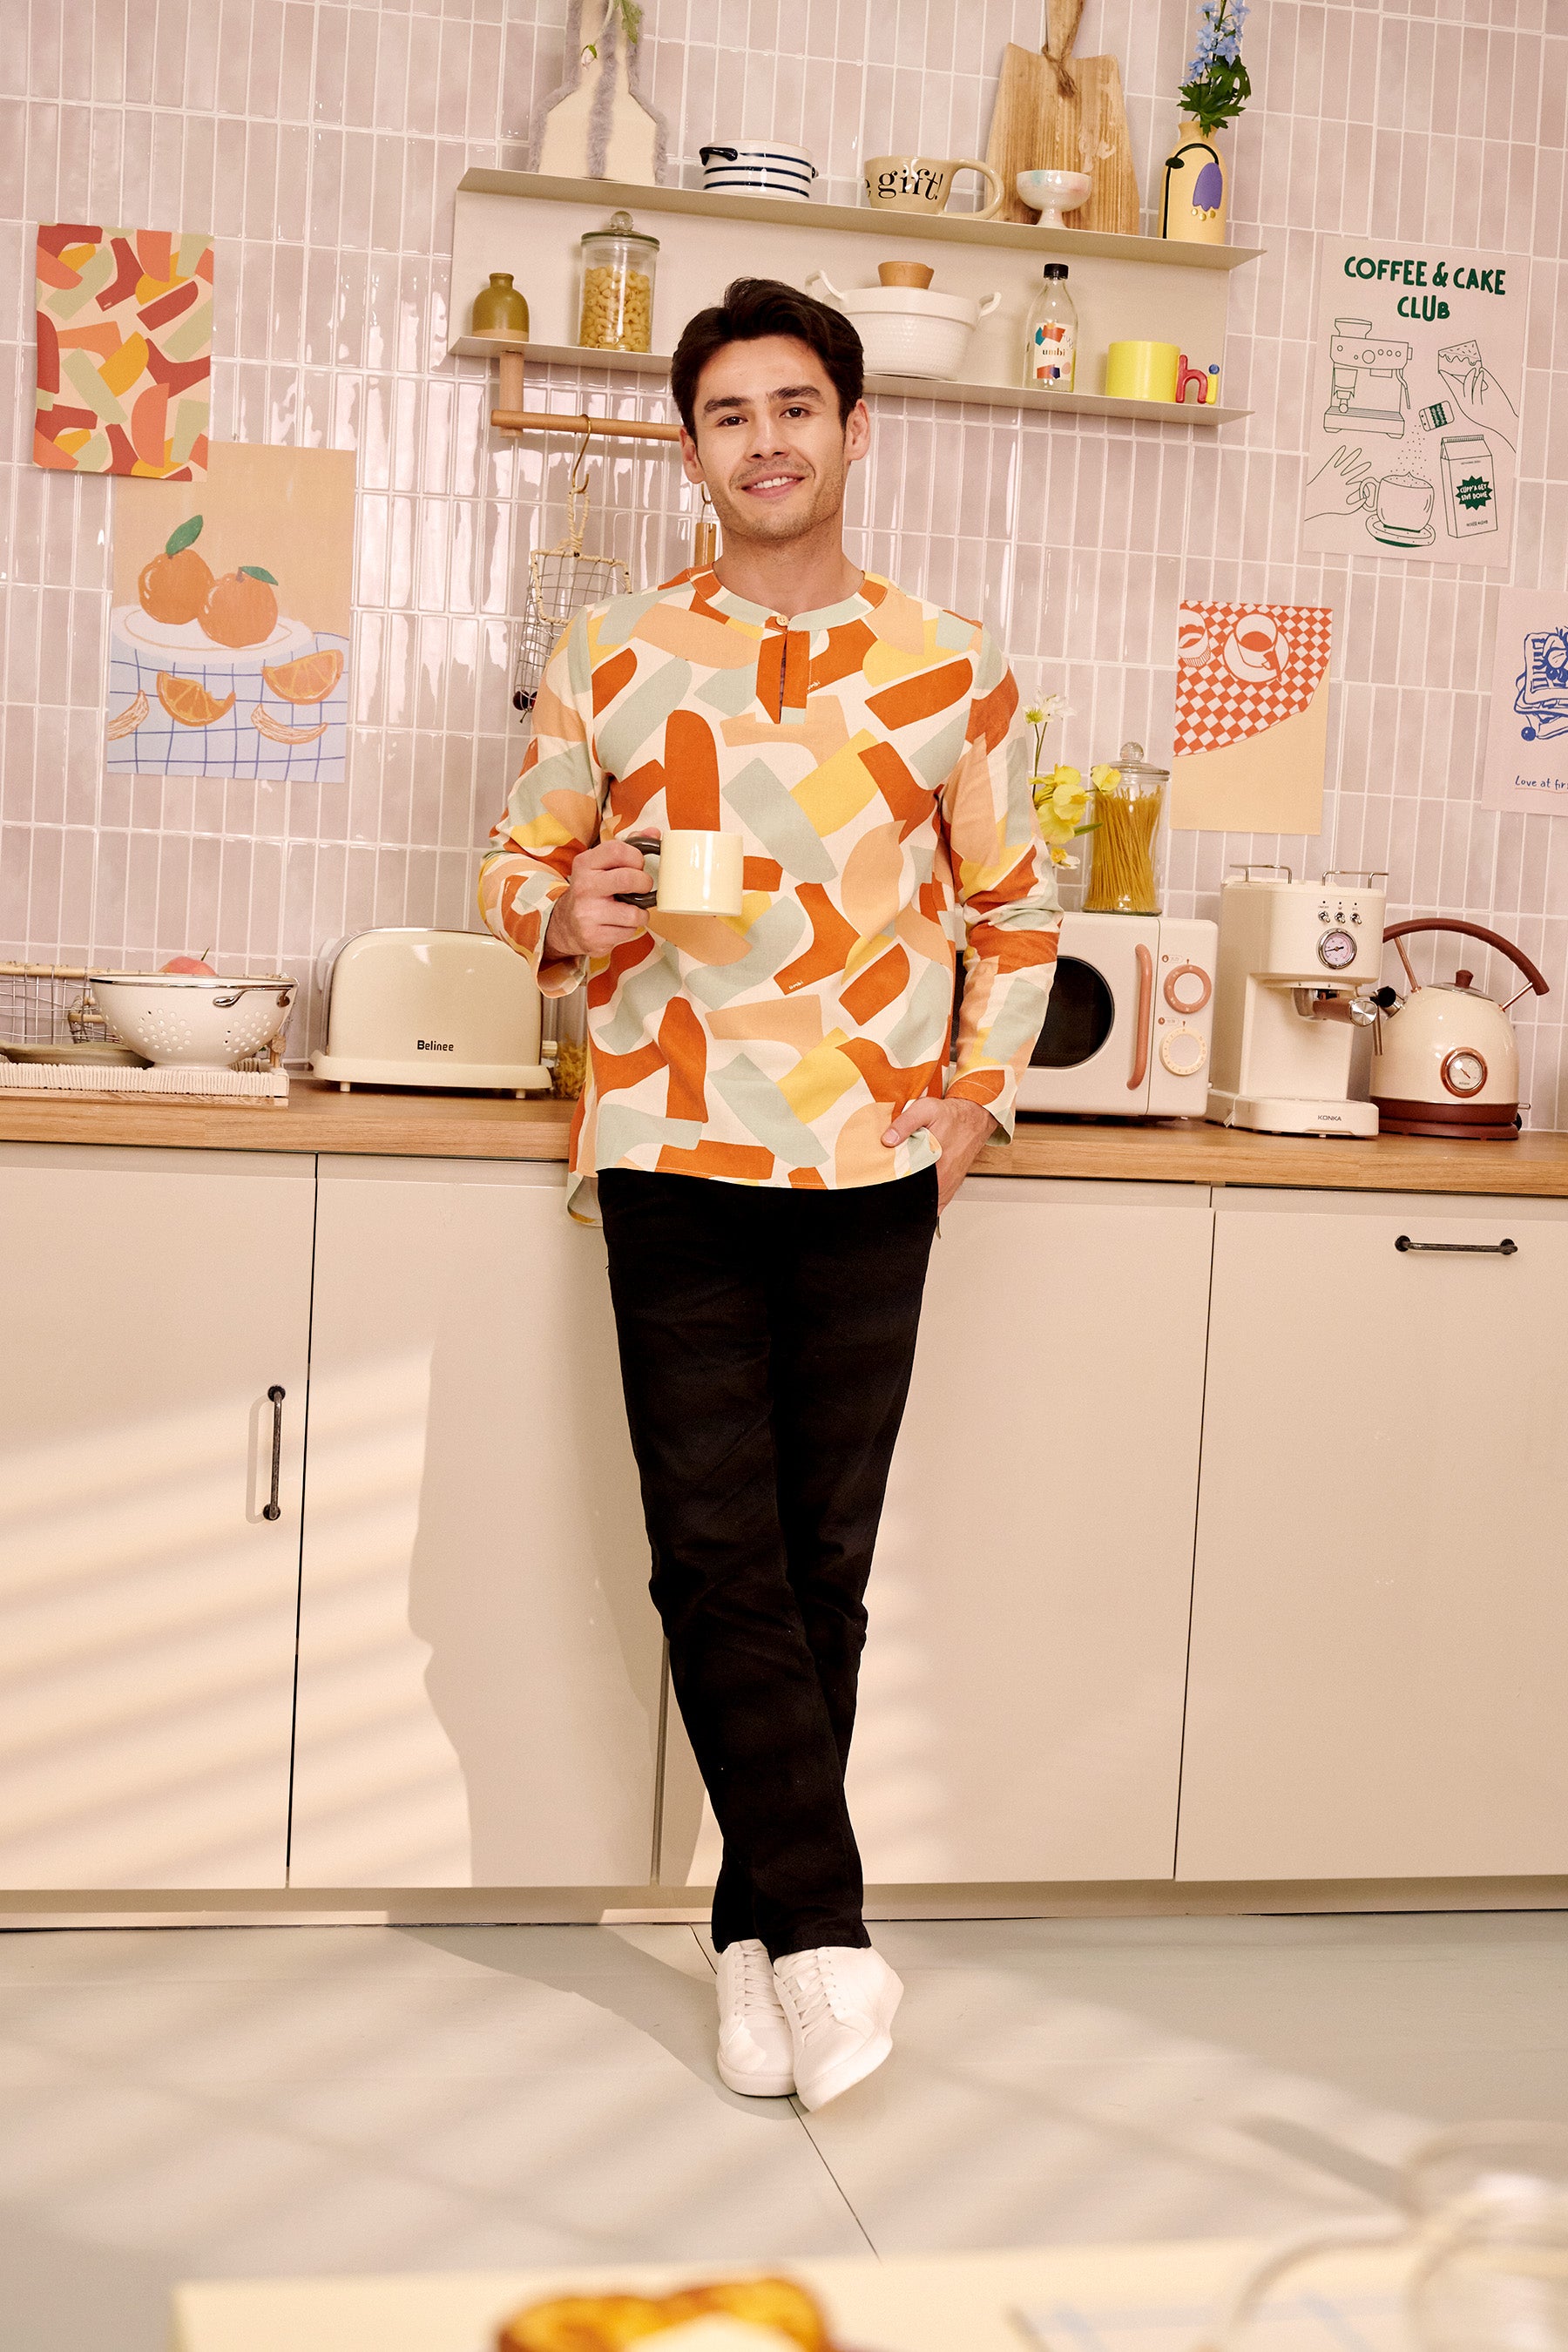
left=1104, top=341, right=1182, bottom=402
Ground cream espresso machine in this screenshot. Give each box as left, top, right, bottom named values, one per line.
left=1206, top=868, right=1388, bottom=1136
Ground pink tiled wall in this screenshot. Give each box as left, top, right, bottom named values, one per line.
left=3, top=0, right=1566, bottom=1103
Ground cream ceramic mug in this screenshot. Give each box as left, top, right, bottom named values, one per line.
left=863, top=153, right=1006, bottom=220
left=618, top=829, right=745, bottom=917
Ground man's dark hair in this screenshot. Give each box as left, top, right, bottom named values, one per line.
left=670, top=277, right=864, bottom=436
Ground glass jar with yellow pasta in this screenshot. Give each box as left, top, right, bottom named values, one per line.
left=577, top=211, right=659, bottom=354
left=547, top=987, right=590, bottom=1101
left=1084, top=741, right=1170, bottom=916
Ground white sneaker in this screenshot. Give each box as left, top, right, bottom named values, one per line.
left=773, top=1944, right=902, bottom=2112
left=715, top=1937, right=795, bottom=2097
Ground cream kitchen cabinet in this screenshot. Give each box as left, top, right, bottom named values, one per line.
left=288, top=1156, right=662, bottom=1888
left=0, top=1144, right=314, bottom=1888
left=1177, top=1189, right=1568, bottom=1882
left=660, top=1176, right=1215, bottom=1887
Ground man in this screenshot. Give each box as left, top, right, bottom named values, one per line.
left=480, top=278, right=1058, bottom=2110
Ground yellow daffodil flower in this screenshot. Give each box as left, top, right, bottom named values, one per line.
left=1091, top=761, right=1123, bottom=794
left=1031, top=761, right=1089, bottom=843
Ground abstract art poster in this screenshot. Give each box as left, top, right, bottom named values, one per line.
left=36, top=226, right=213, bottom=479
left=107, top=443, right=355, bottom=781
left=1482, top=589, right=1568, bottom=818
left=1169, top=600, right=1333, bottom=836
left=1301, top=239, right=1527, bottom=567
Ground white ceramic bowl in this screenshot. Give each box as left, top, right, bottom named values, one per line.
left=91, top=973, right=298, bottom=1069
left=1017, top=167, right=1093, bottom=227
left=806, top=272, right=1001, bottom=380
left=700, top=141, right=816, bottom=199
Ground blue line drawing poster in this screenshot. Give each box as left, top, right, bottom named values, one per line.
left=1484, top=588, right=1568, bottom=815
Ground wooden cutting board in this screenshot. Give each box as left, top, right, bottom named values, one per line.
left=984, top=0, right=1139, bottom=233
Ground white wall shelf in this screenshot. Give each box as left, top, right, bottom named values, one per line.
left=449, top=170, right=1261, bottom=438
left=456, top=169, right=1266, bottom=273
left=451, top=337, right=1249, bottom=430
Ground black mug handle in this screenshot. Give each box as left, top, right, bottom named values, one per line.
left=612, top=831, right=662, bottom=908
left=700, top=145, right=738, bottom=163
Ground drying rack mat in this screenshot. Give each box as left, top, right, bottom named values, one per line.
left=0, top=1061, right=288, bottom=1101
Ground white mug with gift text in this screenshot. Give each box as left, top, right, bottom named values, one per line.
left=862, top=153, right=1006, bottom=220
left=618, top=829, right=745, bottom=917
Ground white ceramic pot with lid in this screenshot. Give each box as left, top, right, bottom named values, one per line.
left=805, top=267, right=1000, bottom=380
left=1369, top=917, right=1550, bottom=1139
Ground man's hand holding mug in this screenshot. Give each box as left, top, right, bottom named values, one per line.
left=544, top=837, right=656, bottom=960
left=546, top=828, right=747, bottom=959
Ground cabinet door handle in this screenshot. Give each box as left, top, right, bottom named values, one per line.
left=263, top=1384, right=286, bottom=1520
left=1127, top=943, right=1153, bottom=1092
left=1395, top=1234, right=1517, bottom=1256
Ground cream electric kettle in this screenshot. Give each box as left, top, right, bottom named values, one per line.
left=1370, top=917, right=1550, bottom=1139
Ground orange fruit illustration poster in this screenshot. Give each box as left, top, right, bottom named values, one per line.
left=107, top=443, right=355, bottom=779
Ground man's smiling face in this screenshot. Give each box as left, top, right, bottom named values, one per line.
left=682, top=335, right=869, bottom=550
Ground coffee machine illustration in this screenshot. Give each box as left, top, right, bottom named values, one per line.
left=1323, top=316, right=1412, bottom=437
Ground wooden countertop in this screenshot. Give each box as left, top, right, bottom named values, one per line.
left=5, top=1078, right=1568, bottom=1194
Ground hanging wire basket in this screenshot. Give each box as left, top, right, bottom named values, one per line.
left=511, top=441, right=629, bottom=718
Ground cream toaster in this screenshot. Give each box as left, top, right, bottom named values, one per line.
left=310, top=928, right=550, bottom=1094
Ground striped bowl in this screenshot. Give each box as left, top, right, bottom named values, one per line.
left=700, top=141, right=817, bottom=200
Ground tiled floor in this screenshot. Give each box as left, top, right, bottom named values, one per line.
left=2, top=1911, right=1566, bottom=2352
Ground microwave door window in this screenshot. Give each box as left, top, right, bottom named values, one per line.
left=1031, top=957, right=1116, bottom=1068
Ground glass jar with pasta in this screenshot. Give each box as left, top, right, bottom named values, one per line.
left=577, top=211, right=659, bottom=354
left=545, top=986, right=590, bottom=1101
left=1083, top=741, right=1170, bottom=916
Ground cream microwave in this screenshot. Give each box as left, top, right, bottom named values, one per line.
left=1017, top=910, right=1219, bottom=1119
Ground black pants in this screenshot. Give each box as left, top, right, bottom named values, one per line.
left=599, top=1166, right=939, bottom=1961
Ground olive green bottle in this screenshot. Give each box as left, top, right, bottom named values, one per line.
left=471, top=273, right=529, bottom=338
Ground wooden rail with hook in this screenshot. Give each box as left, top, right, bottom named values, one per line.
left=490, top=351, right=715, bottom=564
left=490, top=348, right=683, bottom=444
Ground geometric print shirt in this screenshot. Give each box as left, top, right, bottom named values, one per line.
left=479, top=566, right=1060, bottom=1215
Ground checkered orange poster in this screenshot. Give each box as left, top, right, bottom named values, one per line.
left=1170, top=600, right=1334, bottom=835
left=35, top=224, right=213, bottom=479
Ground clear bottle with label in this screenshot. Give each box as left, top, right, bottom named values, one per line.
left=1024, top=262, right=1078, bottom=392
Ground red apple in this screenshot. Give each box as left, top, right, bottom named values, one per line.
left=161, top=955, right=218, bottom=975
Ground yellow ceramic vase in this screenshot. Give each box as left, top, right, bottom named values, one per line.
left=1160, top=120, right=1229, bottom=245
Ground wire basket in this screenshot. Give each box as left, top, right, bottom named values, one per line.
left=511, top=450, right=629, bottom=718
left=0, top=963, right=111, bottom=1049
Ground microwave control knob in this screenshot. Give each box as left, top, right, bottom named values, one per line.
left=1163, top=962, right=1212, bottom=1014
left=1159, top=1026, right=1207, bottom=1078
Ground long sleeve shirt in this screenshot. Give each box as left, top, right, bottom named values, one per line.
left=479, top=566, right=1060, bottom=1215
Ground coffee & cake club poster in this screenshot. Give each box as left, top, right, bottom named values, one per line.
left=106, top=443, right=354, bottom=780
left=1301, top=239, right=1527, bottom=568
